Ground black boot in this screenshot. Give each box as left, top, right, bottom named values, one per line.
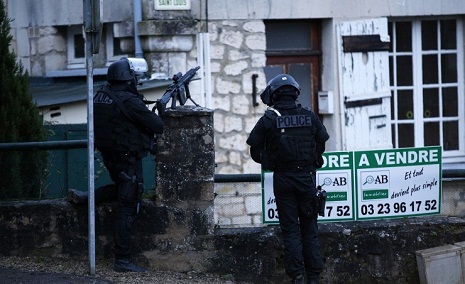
left=67, top=189, right=88, bottom=204
left=292, top=274, right=305, bottom=284
left=114, top=259, right=148, bottom=273
left=308, top=273, right=320, bottom=284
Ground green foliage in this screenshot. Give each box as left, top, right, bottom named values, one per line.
left=0, top=0, right=47, bottom=200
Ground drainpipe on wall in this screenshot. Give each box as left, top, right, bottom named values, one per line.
left=202, top=33, right=212, bottom=108
left=133, top=0, right=143, bottom=58
left=197, top=0, right=212, bottom=108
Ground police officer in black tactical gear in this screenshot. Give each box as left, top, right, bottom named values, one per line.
left=247, top=74, right=329, bottom=284
left=68, top=57, right=164, bottom=273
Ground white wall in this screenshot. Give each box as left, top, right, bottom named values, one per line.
left=207, top=0, right=465, bottom=20
left=40, top=86, right=168, bottom=125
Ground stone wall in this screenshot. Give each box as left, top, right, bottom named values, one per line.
left=1, top=199, right=465, bottom=283
left=208, top=20, right=267, bottom=175
left=214, top=182, right=262, bottom=227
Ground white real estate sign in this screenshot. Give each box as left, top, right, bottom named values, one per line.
left=354, top=147, right=442, bottom=220
left=262, top=146, right=442, bottom=224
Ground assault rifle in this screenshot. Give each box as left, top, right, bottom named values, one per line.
left=155, top=66, right=201, bottom=115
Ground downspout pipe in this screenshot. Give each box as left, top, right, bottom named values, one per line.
left=134, top=0, right=143, bottom=58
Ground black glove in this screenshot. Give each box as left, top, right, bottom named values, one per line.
left=150, top=142, right=158, bottom=155
left=315, top=154, right=324, bottom=169
left=156, top=100, right=166, bottom=116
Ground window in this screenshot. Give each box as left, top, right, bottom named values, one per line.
left=389, top=19, right=464, bottom=162
left=264, top=20, right=321, bottom=110
left=67, top=25, right=85, bottom=69
left=67, top=24, right=127, bottom=69
left=105, top=24, right=127, bottom=66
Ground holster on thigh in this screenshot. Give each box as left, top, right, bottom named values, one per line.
left=117, top=172, right=138, bottom=204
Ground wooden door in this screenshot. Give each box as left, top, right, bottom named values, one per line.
left=337, top=18, right=392, bottom=150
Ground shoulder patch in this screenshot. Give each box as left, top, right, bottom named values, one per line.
left=93, top=92, right=113, bottom=104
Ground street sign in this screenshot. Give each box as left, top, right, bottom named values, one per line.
left=155, top=0, right=191, bottom=10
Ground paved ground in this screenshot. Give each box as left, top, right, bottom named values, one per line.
left=0, top=256, right=247, bottom=284
left=0, top=267, right=112, bottom=284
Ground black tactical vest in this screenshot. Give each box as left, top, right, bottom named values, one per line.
left=93, top=85, right=151, bottom=155
left=263, top=107, right=316, bottom=170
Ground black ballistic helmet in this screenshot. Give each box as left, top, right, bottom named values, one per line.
left=260, top=74, right=300, bottom=106
left=107, top=58, right=135, bottom=82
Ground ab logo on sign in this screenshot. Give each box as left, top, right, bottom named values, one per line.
left=360, top=170, right=390, bottom=200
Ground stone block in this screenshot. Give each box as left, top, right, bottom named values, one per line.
left=243, top=21, right=265, bottom=33
left=138, top=19, right=198, bottom=36
left=113, top=22, right=133, bottom=38
left=415, top=244, right=463, bottom=284
left=219, top=29, right=243, bottom=49
left=245, top=34, right=266, bottom=50
left=224, top=60, right=248, bottom=76
left=454, top=241, right=465, bottom=282
left=141, top=35, right=194, bottom=52
left=156, top=106, right=215, bottom=203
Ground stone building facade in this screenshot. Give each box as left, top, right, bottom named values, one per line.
left=6, top=0, right=465, bottom=175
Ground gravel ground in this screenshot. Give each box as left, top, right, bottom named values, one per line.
left=0, top=256, right=252, bottom=284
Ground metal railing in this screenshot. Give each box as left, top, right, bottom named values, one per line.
left=0, top=140, right=463, bottom=177
left=1, top=140, right=463, bottom=178
left=214, top=173, right=260, bottom=183
left=0, top=140, right=88, bottom=150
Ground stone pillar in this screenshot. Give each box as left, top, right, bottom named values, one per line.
left=155, top=105, right=215, bottom=233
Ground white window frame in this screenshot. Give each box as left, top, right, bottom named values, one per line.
left=67, top=24, right=128, bottom=70
left=105, top=25, right=128, bottom=67
left=66, top=25, right=85, bottom=69
left=389, top=18, right=465, bottom=164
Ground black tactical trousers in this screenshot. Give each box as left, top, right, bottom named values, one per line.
left=273, top=170, right=324, bottom=279
left=98, top=151, right=144, bottom=261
